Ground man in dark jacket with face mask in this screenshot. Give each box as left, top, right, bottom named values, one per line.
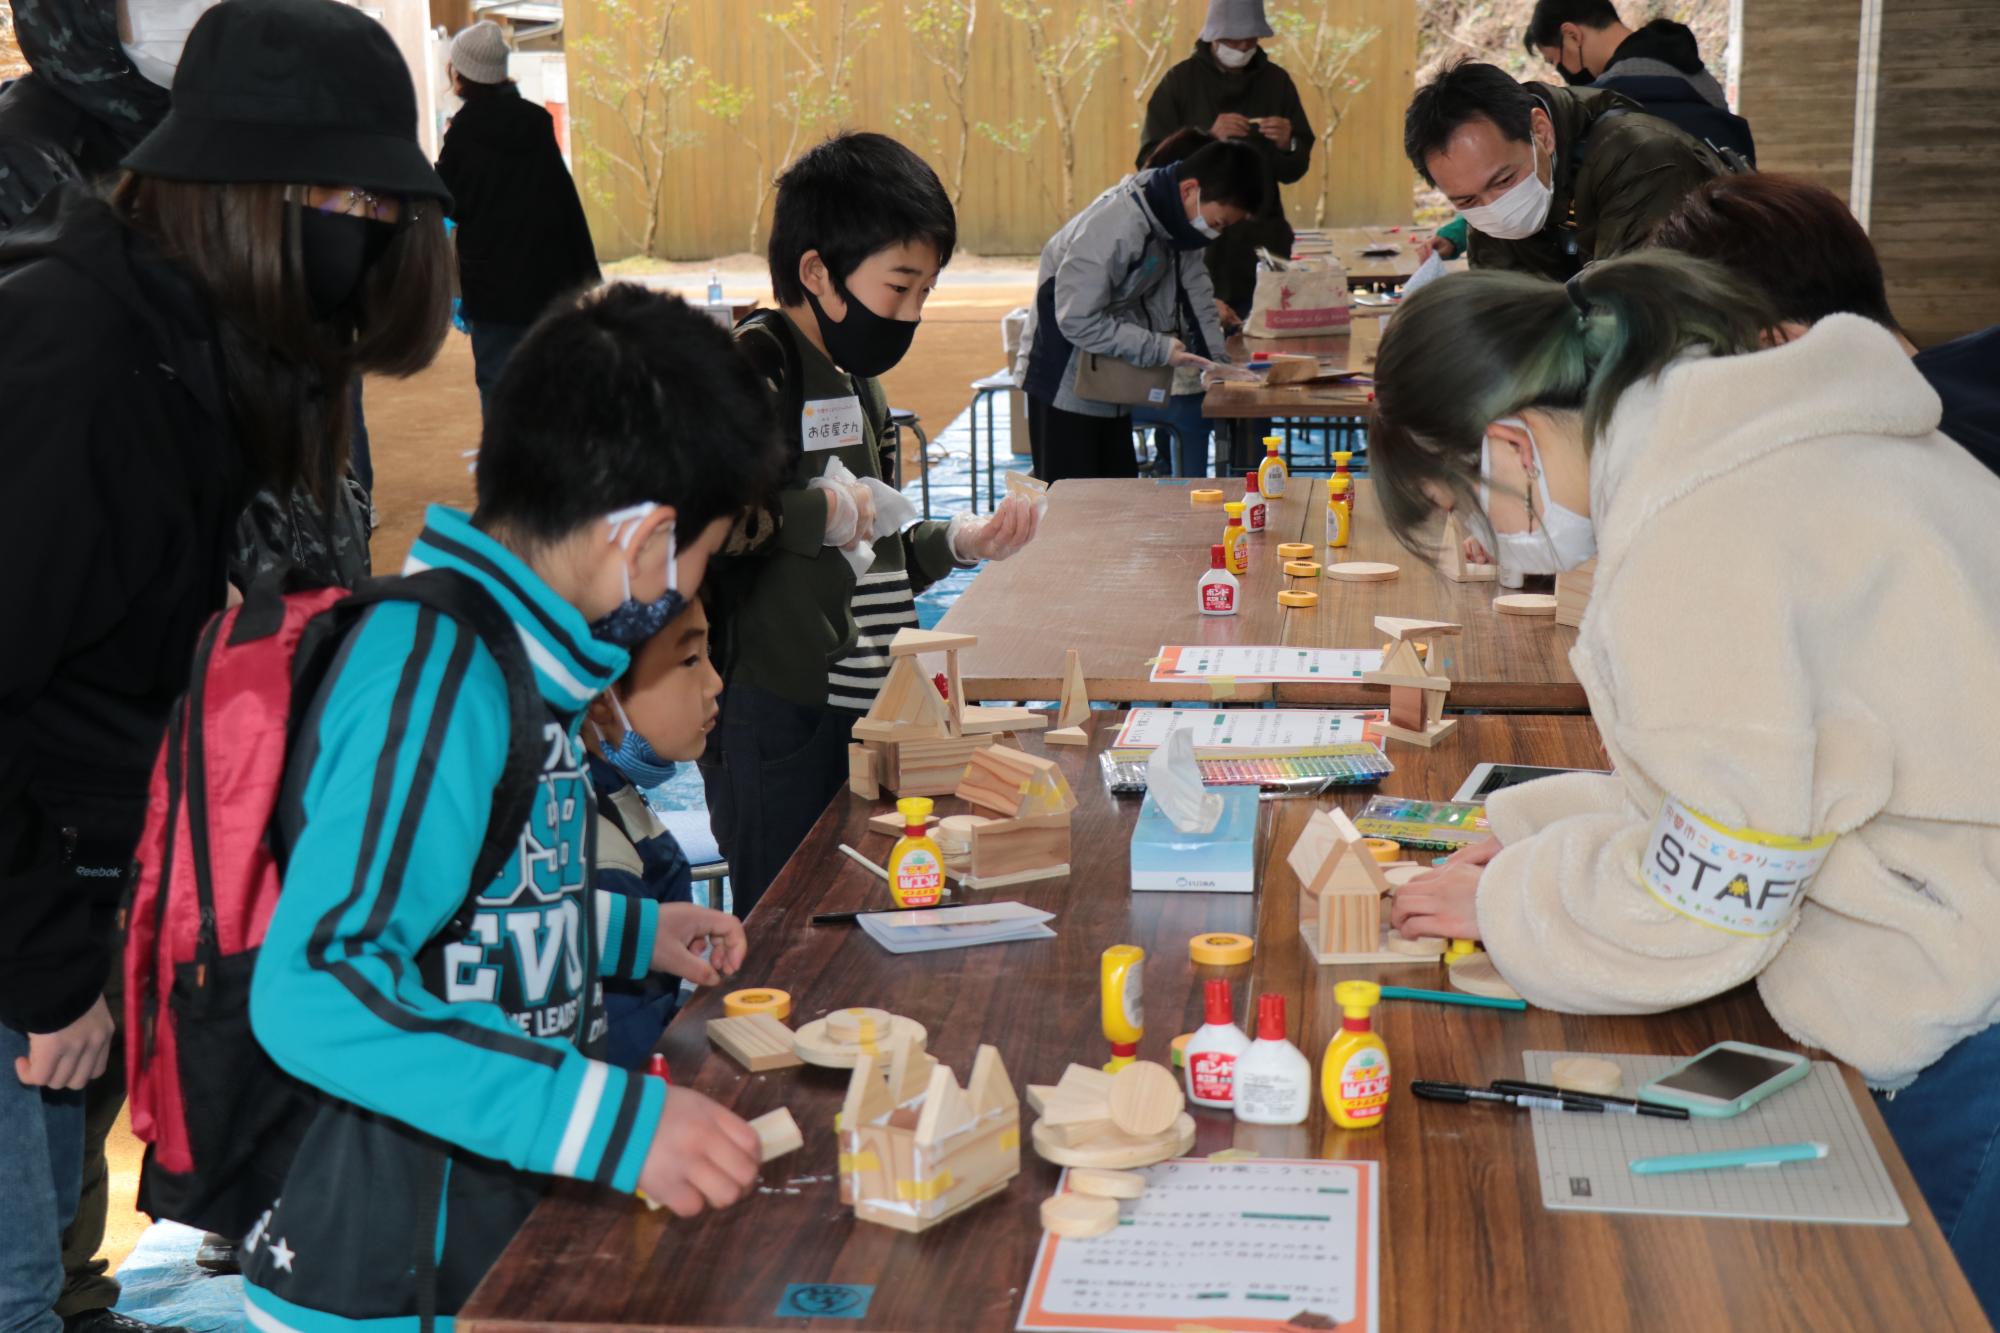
left=1137, top=0, right=1313, bottom=325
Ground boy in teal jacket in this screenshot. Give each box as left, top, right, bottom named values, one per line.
left=241, top=287, right=784, bottom=1333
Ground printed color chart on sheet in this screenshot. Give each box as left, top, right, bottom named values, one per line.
left=1017, top=1158, right=1379, bottom=1333
left=1525, top=1051, right=1907, bottom=1226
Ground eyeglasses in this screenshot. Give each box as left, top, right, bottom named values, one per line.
left=309, top=188, right=424, bottom=224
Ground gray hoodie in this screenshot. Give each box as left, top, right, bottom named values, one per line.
left=1016, top=168, right=1229, bottom=418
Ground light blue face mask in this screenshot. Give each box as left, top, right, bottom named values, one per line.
left=593, top=693, right=676, bottom=790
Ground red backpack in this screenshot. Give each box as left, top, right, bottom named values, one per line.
left=124, top=569, right=544, bottom=1237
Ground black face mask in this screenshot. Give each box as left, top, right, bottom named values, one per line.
left=297, top=209, right=398, bottom=320
left=803, top=281, right=918, bottom=378
left=1556, top=35, right=1594, bottom=85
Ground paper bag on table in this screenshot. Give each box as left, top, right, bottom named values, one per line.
left=1245, top=257, right=1352, bottom=339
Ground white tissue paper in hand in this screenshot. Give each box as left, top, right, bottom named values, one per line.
left=816, top=456, right=879, bottom=577
left=1147, top=729, right=1223, bottom=835
left=858, top=475, right=918, bottom=538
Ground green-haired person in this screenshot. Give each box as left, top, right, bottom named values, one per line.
left=1372, top=252, right=2000, bottom=1317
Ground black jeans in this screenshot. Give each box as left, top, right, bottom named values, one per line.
left=1029, top=396, right=1137, bottom=482
left=699, top=684, right=857, bottom=920
left=468, top=320, right=532, bottom=425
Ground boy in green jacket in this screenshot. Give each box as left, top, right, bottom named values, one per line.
left=703, top=132, right=1038, bottom=915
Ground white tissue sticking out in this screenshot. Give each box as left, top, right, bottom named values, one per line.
left=1148, top=729, right=1224, bottom=835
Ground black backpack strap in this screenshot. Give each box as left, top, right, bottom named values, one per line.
left=332, top=569, right=545, bottom=923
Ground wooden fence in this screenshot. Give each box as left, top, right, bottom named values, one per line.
left=568, top=0, right=1416, bottom=260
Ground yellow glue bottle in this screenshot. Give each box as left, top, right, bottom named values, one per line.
left=1321, top=980, right=1391, bottom=1128
left=1101, top=944, right=1145, bottom=1071
left=1257, top=434, right=1290, bottom=498
left=1327, top=475, right=1352, bottom=548
left=1222, top=502, right=1250, bottom=575
left=886, top=797, right=945, bottom=908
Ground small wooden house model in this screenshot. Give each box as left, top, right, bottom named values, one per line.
left=838, top=1036, right=1019, bottom=1234
left=1289, top=806, right=1400, bottom=964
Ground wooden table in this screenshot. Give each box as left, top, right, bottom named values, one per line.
left=1312, top=225, right=1435, bottom=286
left=1203, top=323, right=1380, bottom=474
left=460, top=715, right=1982, bottom=1333
left=938, top=477, right=1586, bottom=711
left=1276, top=477, right=1588, bottom=711
left=936, top=476, right=1317, bottom=703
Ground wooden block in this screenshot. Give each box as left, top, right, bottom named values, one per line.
left=1326, top=561, right=1400, bottom=582
left=1261, top=353, right=1323, bottom=385
left=1388, top=685, right=1425, bottom=732
left=1030, top=1112, right=1196, bottom=1170
left=851, top=718, right=931, bottom=743
left=1039, top=1093, right=1113, bottom=1127
left=847, top=744, right=879, bottom=800
left=706, top=1014, right=805, bottom=1072
left=970, top=813, right=1071, bottom=879
left=1324, top=889, right=1381, bottom=955
left=867, top=809, right=936, bottom=837
left=827, top=1007, right=894, bottom=1045
left=1107, top=1061, right=1183, bottom=1138
left=1371, top=716, right=1459, bottom=749
left=869, top=656, right=953, bottom=732
left=1041, top=1191, right=1120, bottom=1238
left=1025, top=1084, right=1062, bottom=1115
left=1055, top=648, right=1090, bottom=729
left=749, top=1107, right=803, bottom=1163
left=1068, top=1168, right=1147, bottom=1200
left=961, top=863, right=1071, bottom=891
left=1552, top=1056, right=1623, bottom=1097
left=887, top=628, right=979, bottom=657
left=1045, top=725, right=1090, bottom=747
left=1385, top=930, right=1449, bottom=958
left=1441, top=513, right=1499, bottom=582
left=1045, top=1115, right=1118, bottom=1148
left=1057, top=1065, right=1117, bottom=1100
left=1494, top=593, right=1559, bottom=617
left=1375, top=615, right=1461, bottom=641
left=960, top=705, right=1048, bottom=735
left=1448, top=952, right=1523, bottom=1001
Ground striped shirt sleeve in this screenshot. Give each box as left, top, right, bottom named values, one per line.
left=249, top=604, right=662, bottom=1191
left=596, top=889, right=660, bottom=982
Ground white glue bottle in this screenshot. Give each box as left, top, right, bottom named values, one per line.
left=1233, top=993, right=1312, bottom=1125
left=1185, top=979, right=1250, bottom=1110
left=1198, top=544, right=1239, bottom=616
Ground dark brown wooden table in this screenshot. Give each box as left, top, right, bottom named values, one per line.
left=937, top=476, right=1317, bottom=703
left=459, top=715, right=1982, bottom=1333
left=1315, top=225, right=1437, bottom=286
left=1275, top=477, right=1589, bottom=711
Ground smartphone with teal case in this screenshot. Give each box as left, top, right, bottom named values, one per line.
left=1638, top=1041, right=1811, bottom=1118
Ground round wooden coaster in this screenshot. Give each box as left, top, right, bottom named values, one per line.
left=792, top=1014, right=929, bottom=1068
left=1108, top=1061, right=1184, bottom=1137
left=1382, top=864, right=1428, bottom=890
left=1041, top=1191, right=1121, bottom=1238
left=934, top=814, right=990, bottom=858
left=1032, top=1112, right=1197, bottom=1169
left=1493, top=593, right=1559, bottom=617
left=1447, top=953, right=1522, bottom=1001
left=1386, top=930, right=1448, bottom=958
left=1068, top=1168, right=1147, bottom=1200
left=826, top=1007, right=894, bottom=1045
left=1326, top=561, right=1400, bottom=583
left=1552, top=1056, right=1624, bottom=1097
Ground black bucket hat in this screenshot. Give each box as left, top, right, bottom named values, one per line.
left=124, top=0, right=452, bottom=208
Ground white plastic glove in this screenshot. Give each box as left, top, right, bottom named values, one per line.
left=947, top=493, right=1040, bottom=564
left=808, top=457, right=877, bottom=550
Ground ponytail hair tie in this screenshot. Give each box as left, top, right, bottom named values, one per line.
left=1564, top=271, right=1593, bottom=323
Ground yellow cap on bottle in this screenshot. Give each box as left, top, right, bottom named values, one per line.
left=1263, top=435, right=1283, bottom=451
left=1332, top=451, right=1354, bottom=467
left=897, top=797, right=934, bottom=824
left=1446, top=939, right=1478, bottom=961
left=1329, top=476, right=1351, bottom=495
left=1333, top=980, right=1381, bottom=1019
left=1224, top=501, right=1245, bottom=518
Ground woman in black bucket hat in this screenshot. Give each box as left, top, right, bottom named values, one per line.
left=0, top=9, right=452, bottom=1333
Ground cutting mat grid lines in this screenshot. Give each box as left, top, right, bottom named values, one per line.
left=1524, top=1051, right=1907, bottom=1226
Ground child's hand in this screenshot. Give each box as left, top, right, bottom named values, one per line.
left=957, top=495, right=1040, bottom=562
left=650, top=904, right=746, bottom=986
left=1388, top=842, right=1499, bottom=940
left=636, top=1086, right=761, bottom=1217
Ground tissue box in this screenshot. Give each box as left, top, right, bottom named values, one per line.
left=1130, top=786, right=1261, bottom=893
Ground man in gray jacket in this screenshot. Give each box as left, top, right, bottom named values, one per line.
left=1017, top=138, right=1264, bottom=481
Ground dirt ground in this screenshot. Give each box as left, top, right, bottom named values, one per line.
left=366, top=280, right=1033, bottom=570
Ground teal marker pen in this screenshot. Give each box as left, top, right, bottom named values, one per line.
left=1629, top=1142, right=1829, bottom=1176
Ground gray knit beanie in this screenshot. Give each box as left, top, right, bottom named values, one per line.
left=450, top=21, right=509, bottom=86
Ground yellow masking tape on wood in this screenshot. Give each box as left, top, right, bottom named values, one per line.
left=1000, top=1128, right=1020, bottom=1151
left=1278, top=589, right=1319, bottom=608
left=1207, top=676, right=1237, bottom=699
left=1191, top=489, right=1225, bottom=505
left=838, top=1151, right=881, bottom=1174
left=722, top=988, right=792, bottom=1019
left=897, top=1171, right=955, bottom=1202
left=1276, top=542, right=1314, bottom=559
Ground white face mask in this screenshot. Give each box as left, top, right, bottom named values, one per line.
left=1460, top=136, right=1554, bottom=241
left=119, top=0, right=220, bottom=88
left=1190, top=207, right=1222, bottom=240
left=1212, top=42, right=1255, bottom=69
left=1479, top=417, right=1595, bottom=577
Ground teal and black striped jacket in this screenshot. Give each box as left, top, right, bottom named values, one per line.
left=240, top=506, right=663, bottom=1333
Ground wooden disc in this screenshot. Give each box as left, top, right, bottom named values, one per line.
left=1493, top=593, right=1559, bottom=617
left=1107, top=1061, right=1183, bottom=1137
left=792, top=1015, right=929, bottom=1068
left=934, top=814, right=989, bottom=857
left=826, top=1007, right=893, bottom=1045
left=1041, top=1191, right=1121, bottom=1238
left=1447, top=952, right=1522, bottom=1001
left=1382, top=864, right=1428, bottom=889
left=1326, top=561, right=1400, bottom=583
left=1032, top=1112, right=1198, bottom=1169
left=1385, top=930, right=1448, bottom=957
left=1552, top=1056, right=1624, bottom=1097
left=1068, top=1168, right=1147, bottom=1200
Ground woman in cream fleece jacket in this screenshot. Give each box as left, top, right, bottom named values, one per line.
left=1368, top=252, right=2000, bottom=1313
